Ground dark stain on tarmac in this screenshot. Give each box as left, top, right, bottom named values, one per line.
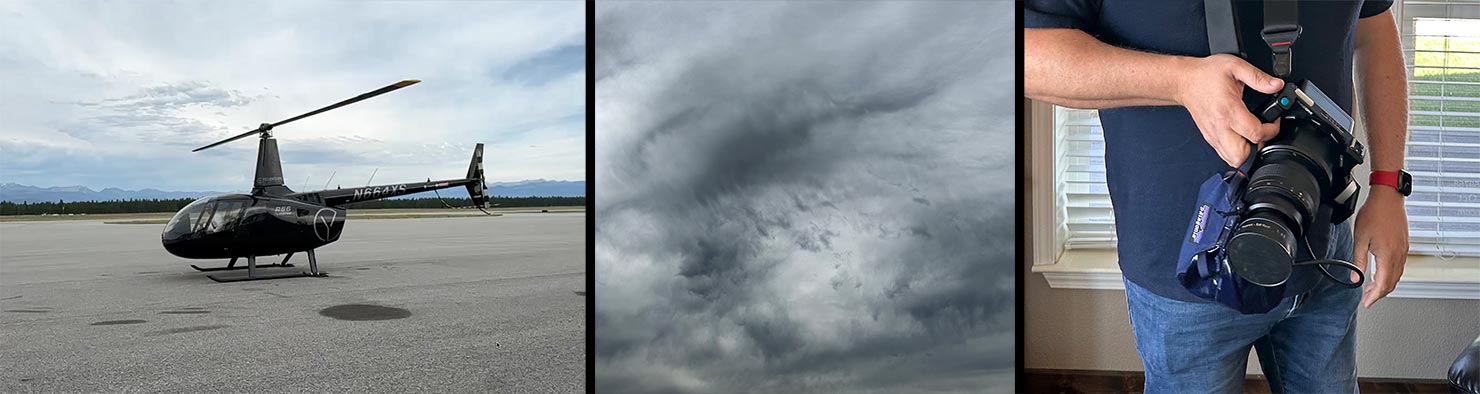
left=574, top=291, right=586, bottom=296
left=318, top=304, right=411, bottom=321
left=91, top=319, right=148, bottom=326
left=159, top=310, right=210, bottom=314
left=0, top=295, right=21, bottom=301
left=144, top=325, right=229, bottom=337
left=355, top=267, right=372, bottom=271
left=5, top=309, right=48, bottom=313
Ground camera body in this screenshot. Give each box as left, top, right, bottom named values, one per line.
left=1177, top=80, right=1365, bottom=313
left=1227, top=80, right=1365, bottom=286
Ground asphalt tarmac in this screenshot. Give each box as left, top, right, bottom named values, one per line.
left=0, top=213, right=585, bottom=393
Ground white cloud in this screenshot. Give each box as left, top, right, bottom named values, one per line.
left=0, top=1, right=585, bottom=191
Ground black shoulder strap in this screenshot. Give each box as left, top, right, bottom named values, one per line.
left=1205, top=0, right=1302, bottom=78
left=1205, top=0, right=1242, bottom=56
left=1260, top=0, right=1301, bottom=77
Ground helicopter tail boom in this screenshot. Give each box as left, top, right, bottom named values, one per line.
left=313, top=178, right=476, bottom=207
left=303, top=143, right=488, bottom=207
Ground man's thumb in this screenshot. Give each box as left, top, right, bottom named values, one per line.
left=1233, top=63, right=1284, bottom=94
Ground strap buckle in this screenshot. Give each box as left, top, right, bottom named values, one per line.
left=1261, top=26, right=1301, bottom=77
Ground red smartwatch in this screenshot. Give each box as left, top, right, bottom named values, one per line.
left=1370, top=170, right=1412, bottom=197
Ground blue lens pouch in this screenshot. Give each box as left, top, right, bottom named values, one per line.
left=1175, top=157, right=1287, bottom=314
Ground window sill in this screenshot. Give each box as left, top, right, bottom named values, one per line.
left=1032, top=249, right=1480, bottom=300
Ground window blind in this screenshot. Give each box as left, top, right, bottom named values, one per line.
left=1053, top=107, right=1114, bottom=250
left=1053, top=1, right=1480, bottom=257
left=1400, top=0, right=1480, bottom=257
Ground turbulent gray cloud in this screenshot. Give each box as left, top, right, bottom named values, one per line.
left=595, top=2, right=1016, bottom=393
left=0, top=1, right=584, bottom=192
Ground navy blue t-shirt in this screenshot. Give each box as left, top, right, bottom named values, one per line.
left=1027, top=0, right=1392, bottom=302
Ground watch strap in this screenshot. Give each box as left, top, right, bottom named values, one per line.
left=1370, top=170, right=1411, bottom=197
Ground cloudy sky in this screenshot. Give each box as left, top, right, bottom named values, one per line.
left=0, top=1, right=584, bottom=192
left=595, top=2, right=1015, bottom=393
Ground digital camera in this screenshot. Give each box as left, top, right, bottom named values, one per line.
left=1177, top=80, right=1365, bottom=313
left=1230, top=80, right=1365, bottom=285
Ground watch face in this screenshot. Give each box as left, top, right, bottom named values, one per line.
left=1399, top=170, right=1413, bottom=197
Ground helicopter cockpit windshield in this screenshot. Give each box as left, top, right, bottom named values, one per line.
left=163, top=197, right=214, bottom=241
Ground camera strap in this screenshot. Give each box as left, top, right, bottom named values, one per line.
left=1204, top=0, right=1242, bottom=56
left=1261, top=0, right=1301, bottom=77
left=1204, top=0, right=1301, bottom=77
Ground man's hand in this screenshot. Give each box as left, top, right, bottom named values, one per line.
left=1025, top=30, right=1285, bottom=168
left=1351, top=186, right=1410, bottom=307
left=1174, top=54, right=1286, bottom=167
left=1351, top=9, right=1410, bottom=308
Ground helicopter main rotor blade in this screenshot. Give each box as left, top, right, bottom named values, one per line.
left=191, top=79, right=420, bottom=152
left=269, top=79, right=420, bottom=129
left=192, top=126, right=267, bottom=152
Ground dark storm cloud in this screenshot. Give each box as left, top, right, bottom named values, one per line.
left=595, top=2, right=1015, bottom=393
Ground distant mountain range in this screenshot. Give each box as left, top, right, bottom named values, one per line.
left=0, top=183, right=230, bottom=203
left=0, top=179, right=585, bottom=203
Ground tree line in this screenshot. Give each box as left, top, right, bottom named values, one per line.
left=0, top=196, right=585, bottom=216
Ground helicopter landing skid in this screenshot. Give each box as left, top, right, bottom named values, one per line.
left=205, top=250, right=326, bottom=283
left=191, top=254, right=296, bottom=272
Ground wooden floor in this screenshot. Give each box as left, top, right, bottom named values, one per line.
left=1023, top=369, right=1451, bottom=394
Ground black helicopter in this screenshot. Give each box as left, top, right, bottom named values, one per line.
left=162, top=80, right=490, bottom=282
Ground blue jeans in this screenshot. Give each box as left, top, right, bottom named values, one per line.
left=1125, top=223, right=1361, bottom=393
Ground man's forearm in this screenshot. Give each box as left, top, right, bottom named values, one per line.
left=1025, top=28, right=1192, bottom=109
left=1355, top=11, right=1408, bottom=172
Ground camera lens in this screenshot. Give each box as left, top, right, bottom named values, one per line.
left=1225, top=211, right=1297, bottom=287
left=1224, top=122, right=1333, bottom=288
left=1243, top=160, right=1321, bottom=226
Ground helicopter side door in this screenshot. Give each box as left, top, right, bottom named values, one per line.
left=163, top=197, right=214, bottom=242
left=205, top=200, right=245, bottom=235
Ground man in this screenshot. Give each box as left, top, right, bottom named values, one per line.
left=1025, top=1, right=1410, bottom=392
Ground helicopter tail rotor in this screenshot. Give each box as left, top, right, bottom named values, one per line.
left=191, top=79, right=421, bottom=152
left=464, top=143, right=489, bottom=209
